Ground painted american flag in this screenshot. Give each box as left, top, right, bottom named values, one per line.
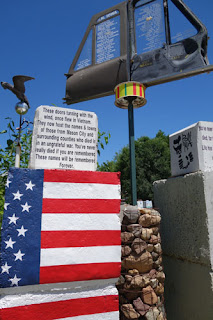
left=0, top=167, right=121, bottom=288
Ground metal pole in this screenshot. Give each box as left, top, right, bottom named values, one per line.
left=15, top=143, right=21, bottom=168
left=128, top=99, right=137, bottom=205
left=15, top=115, right=22, bottom=168
left=127, top=1, right=137, bottom=205
left=163, top=0, right=171, bottom=45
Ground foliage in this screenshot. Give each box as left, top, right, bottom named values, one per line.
left=98, top=130, right=171, bottom=203
left=0, top=118, right=32, bottom=225
left=97, top=159, right=116, bottom=172
left=98, top=130, right=111, bottom=156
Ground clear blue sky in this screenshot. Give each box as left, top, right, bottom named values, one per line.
left=1, top=0, right=213, bottom=165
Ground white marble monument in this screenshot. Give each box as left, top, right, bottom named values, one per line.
left=170, top=121, right=213, bottom=176
left=29, top=105, right=98, bottom=171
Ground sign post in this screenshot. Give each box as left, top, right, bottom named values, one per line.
left=128, top=100, right=137, bottom=205
left=15, top=115, right=22, bottom=168
left=114, top=82, right=146, bottom=204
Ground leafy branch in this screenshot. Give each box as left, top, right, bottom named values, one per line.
left=98, top=130, right=111, bottom=156
left=0, top=118, right=32, bottom=225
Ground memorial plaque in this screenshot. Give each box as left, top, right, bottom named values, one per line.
left=29, top=105, right=98, bottom=171
left=135, top=0, right=166, bottom=53
left=170, top=121, right=213, bottom=177
left=96, top=14, right=120, bottom=64
left=65, top=0, right=213, bottom=104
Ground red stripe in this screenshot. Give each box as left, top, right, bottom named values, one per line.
left=44, top=170, right=121, bottom=184
left=117, top=86, right=119, bottom=98
left=42, top=199, right=121, bottom=213
left=140, top=84, right=142, bottom=96
left=41, top=230, right=121, bottom=248
left=1, top=295, right=119, bottom=320
left=40, top=262, right=121, bottom=284
left=133, top=82, right=136, bottom=95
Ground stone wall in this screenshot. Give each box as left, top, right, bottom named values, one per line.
left=117, top=205, right=166, bottom=320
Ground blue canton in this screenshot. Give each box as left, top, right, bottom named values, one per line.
left=0, top=168, right=44, bottom=288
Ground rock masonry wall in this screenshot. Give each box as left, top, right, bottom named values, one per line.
left=116, top=206, right=167, bottom=320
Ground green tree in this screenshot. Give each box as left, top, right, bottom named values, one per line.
left=99, top=130, right=171, bottom=202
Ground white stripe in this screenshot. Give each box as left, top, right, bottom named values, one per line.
left=0, top=284, right=118, bottom=308
left=40, top=246, right=121, bottom=266
left=43, top=182, right=120, bottom=199
left=57, top=311, right=119, bottom=320
left=41, top=214, right=121, bottom=231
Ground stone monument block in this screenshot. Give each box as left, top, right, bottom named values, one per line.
left=0, top=168, right=121, bottom=288
left=29, top=105, right=98, bottom=171
left=154, top=171, right=213, bottom=319
left=0, top=167, right=121, bottom=319
left=170, top=121, right=213, bottom=176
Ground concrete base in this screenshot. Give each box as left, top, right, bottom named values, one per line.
left=0, top=280, right=119, bottom=319
left=154, top=171, right=213, bottom=319
left=163, top=256, right=213, bottom=320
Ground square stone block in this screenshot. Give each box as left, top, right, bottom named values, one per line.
left=29, top=105, right=98, bottom=171
left=170, top=121, right=213, bottom=176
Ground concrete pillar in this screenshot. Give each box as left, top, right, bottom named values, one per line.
left=153, top=171, right=213, bottom=320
